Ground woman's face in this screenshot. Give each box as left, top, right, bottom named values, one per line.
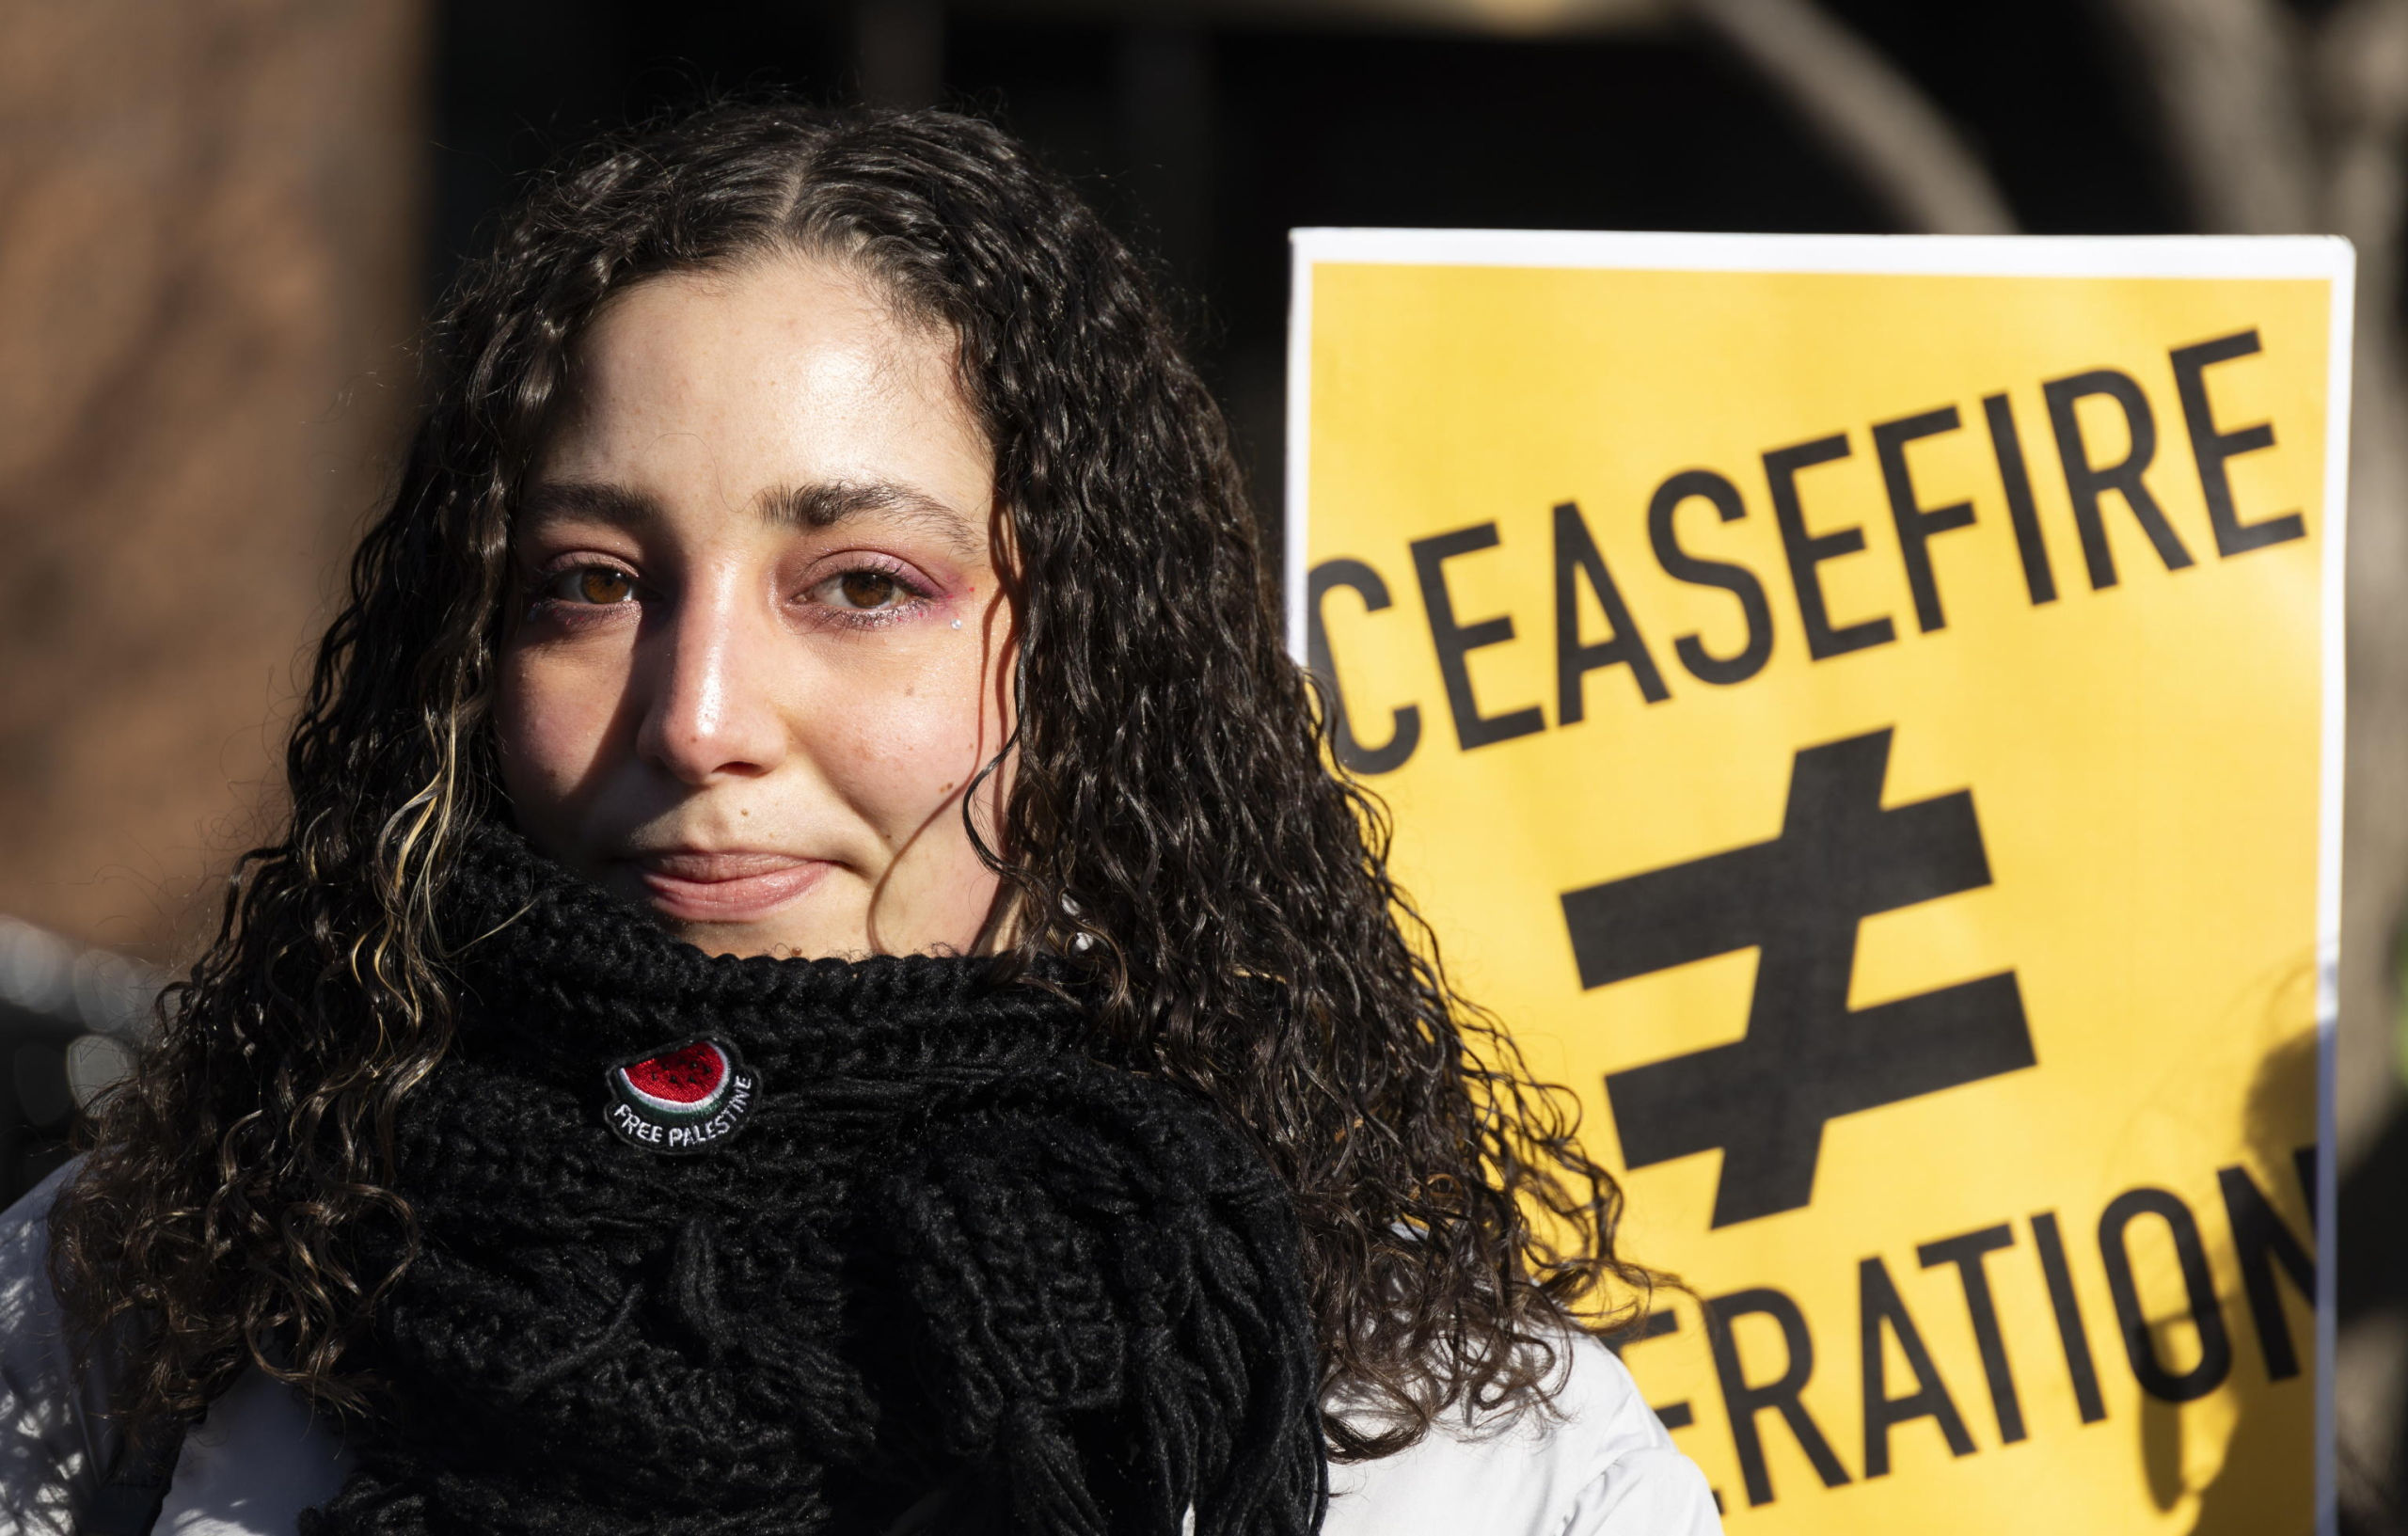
left=493, top=254, right=1013, bottom=959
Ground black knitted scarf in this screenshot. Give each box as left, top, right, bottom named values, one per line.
left=301, top=823, right=1326, bottom=1536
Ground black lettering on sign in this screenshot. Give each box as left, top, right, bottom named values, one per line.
left=1410, top=523, right=1545, bottom=751
left=1306, top=558, right=1422, bottom=776
left=2170, top=329, right=2305, bottom=557
left=1563, top=728, right=2036, bottom=1227
left=1981, top=393, right=2059, bottom=607
left=1765, top=434, right=1898, bottom=659
left=2099, top=1187, right=2233, bottom=1402
left=2041, top=369, right=2196, bottom=590
left=1552, top=499, right=1671, bottom=721
left=2217, top=1161, right=2317, bottom=1381
left=1648, top=469, right=1775, bottom=687
left=1706, top=1288, right=1852, bottom=1507
left=1917, top=1223, right=2028, bottom=1443
left=2030, top=1211, right=2109, bottom=1423
left=1872, top=406, right=1978, bottom=634
left=1859, top=1256, right=1975, bottom=1477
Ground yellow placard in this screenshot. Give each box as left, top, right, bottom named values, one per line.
left=1288, top=231, right=2347, bottom=1534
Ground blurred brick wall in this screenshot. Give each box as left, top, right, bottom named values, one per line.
left=0, top=0, right=428, bottom=959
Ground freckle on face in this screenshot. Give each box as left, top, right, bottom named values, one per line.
left=490, top=255, right=1018, bottom=960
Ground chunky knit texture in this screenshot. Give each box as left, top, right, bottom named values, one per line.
left=300, top=824, right=1326, bottom=1536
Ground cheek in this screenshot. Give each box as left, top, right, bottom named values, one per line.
left=818, top=639, right=1006, bottom=839
left=494, top=647, right=624, bottom=806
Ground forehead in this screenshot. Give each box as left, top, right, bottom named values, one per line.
left=538, top=255, right=992, bottom=528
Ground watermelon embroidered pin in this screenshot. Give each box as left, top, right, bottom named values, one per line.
left=602, top=1037, right=759, bottom=1154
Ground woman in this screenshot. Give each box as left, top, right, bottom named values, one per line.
left=2, top=104, right=1719, bottom=1534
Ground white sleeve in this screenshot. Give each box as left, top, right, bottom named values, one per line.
left=1322, top=1333, right=1723, bottom=1536
left=154, top=1365, right=350, bottom=1535
left=0, top=1158, right=351, bottom=1536
left=0, top=1160, right=115, bottom=1536
left=1552, top=1444, right=1723, bottom=1536
left=1541, top=1338, right=1723, bottom=1536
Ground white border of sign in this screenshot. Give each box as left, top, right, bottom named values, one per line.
left=1283, top=228, right=2354, bottom=1535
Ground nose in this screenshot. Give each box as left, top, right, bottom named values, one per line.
left=635, top=573, right=787, bottom=786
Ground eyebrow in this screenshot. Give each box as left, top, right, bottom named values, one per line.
left=517, top=480, right=662, bottom=530
left=517, top=478, right=985, bottom=558
left=759, top=480, right=985, bottom=557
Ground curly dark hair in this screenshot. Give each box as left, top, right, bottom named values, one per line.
left=51, top=102, right=1665, bottom=1461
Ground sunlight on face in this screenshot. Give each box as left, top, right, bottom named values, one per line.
left=493, top=255, right=1014, bottom=959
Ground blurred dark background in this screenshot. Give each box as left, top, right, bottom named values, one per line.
left=426, top=0, right=2191, bottom=540
left=1, top=0, right=2400, bottom=1527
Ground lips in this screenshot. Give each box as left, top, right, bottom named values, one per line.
left=627, top=848, right=832, bottom=922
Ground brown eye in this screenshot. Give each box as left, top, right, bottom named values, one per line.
left=573, top=568, right=633, bottom=604
left=837, top=570, right=899, bottom=609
